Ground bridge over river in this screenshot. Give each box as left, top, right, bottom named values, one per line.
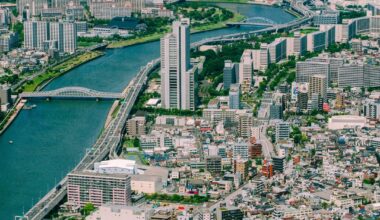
left=20, top=87, right=124, bottom=100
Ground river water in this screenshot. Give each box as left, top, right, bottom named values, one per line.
left=0, top=4, right=294, bottom=219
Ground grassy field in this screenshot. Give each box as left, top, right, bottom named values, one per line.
left=23, top=51, right=103, bottom=92
left=300, top=28, right=319, bottom=35
left=107, top=12, right=245, bottom=48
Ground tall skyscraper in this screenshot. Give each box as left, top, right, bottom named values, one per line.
left=161, top=18, right=196, bottom=110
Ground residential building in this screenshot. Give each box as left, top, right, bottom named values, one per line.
left=307, top=31, right=326, bottom=52
left=50, top=21, right=77, bottom=53
left=268, top=38, right=287, bottom=63
left=127, top=114, right=146, bottom=137
left=296, top=60, right=330, bottom=83
left=286, top=32, right=307, bottom=57
left=24, top=20, right=49, bottom=50
left=234, top=159, right=249, bottom=180
left=338, top=64, right=364, bottom=88
left=308, top=74, right=327, bottom=100
left=67, top=171, right=131, bottom=207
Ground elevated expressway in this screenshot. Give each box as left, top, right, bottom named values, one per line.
left=22, top=1, right=314, bottom=219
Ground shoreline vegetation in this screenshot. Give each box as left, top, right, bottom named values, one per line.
left=22, top=50, right=104, bottom=92
left=107, top=3, right=245, bottom=48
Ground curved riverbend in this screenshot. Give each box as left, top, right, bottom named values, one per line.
left=0, top=4, right=294, bottom=219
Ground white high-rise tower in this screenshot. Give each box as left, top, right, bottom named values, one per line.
left=161, top=18, right=194, bottom=110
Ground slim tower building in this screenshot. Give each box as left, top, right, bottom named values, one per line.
left=161, top=18, right=194, bottom=110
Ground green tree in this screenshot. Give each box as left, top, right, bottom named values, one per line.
left=82, top=203, right=96, bottom=216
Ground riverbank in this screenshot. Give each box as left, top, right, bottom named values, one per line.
left=107, top=11, right=245, bottom=49
left=23, top=51, right=104, bottom=92
left=0, top=100, right=24, bottom=135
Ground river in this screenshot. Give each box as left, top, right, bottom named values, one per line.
left=0, top=3, right=294, bottom=219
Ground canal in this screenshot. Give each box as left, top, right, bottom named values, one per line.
left=0, top=3, right=294, bottom=219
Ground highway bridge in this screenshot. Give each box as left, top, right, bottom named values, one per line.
left=22, top=1, right=314, bottom=219
left=20, top=87, right=124, bottom=100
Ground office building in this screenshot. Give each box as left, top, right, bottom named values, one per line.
left=127, top=114, right=146, bottom=137
left=275, top=121, right=290, bottom=142
left=270, top=104, right=283, bottom=120
left=297, top=91, right=308, bottom=111
left=205, top=156, right=222, bottom=176
left=338, top=64, right=364, bottom=88
left=223, top=60, right=237, bottom=89
left=67, top=171, right=131, bottom=207
left=239, top=49, right=253, bottom=93
left=268, top=38, right=287, bottom=63
left=131, top=175, right=162, bottom=194
left=308, top=74, right=327, bottom=100
left=272, top=155, right=285, bottom=173
left=307, top=31, right=326, bottom=52
left=296, top=60, right=330, bottom=83
left=229, top=84, right=240, bottom=109
left=234, top=159, right=249, bottom=180
left=313, top=11, right=340, bottom=25
left=161, top=18, right=197, bottom=110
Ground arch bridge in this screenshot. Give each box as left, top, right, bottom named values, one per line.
left=227, top=16, right=277, bottom=27
left=20, top=87, right=124, bottom=100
